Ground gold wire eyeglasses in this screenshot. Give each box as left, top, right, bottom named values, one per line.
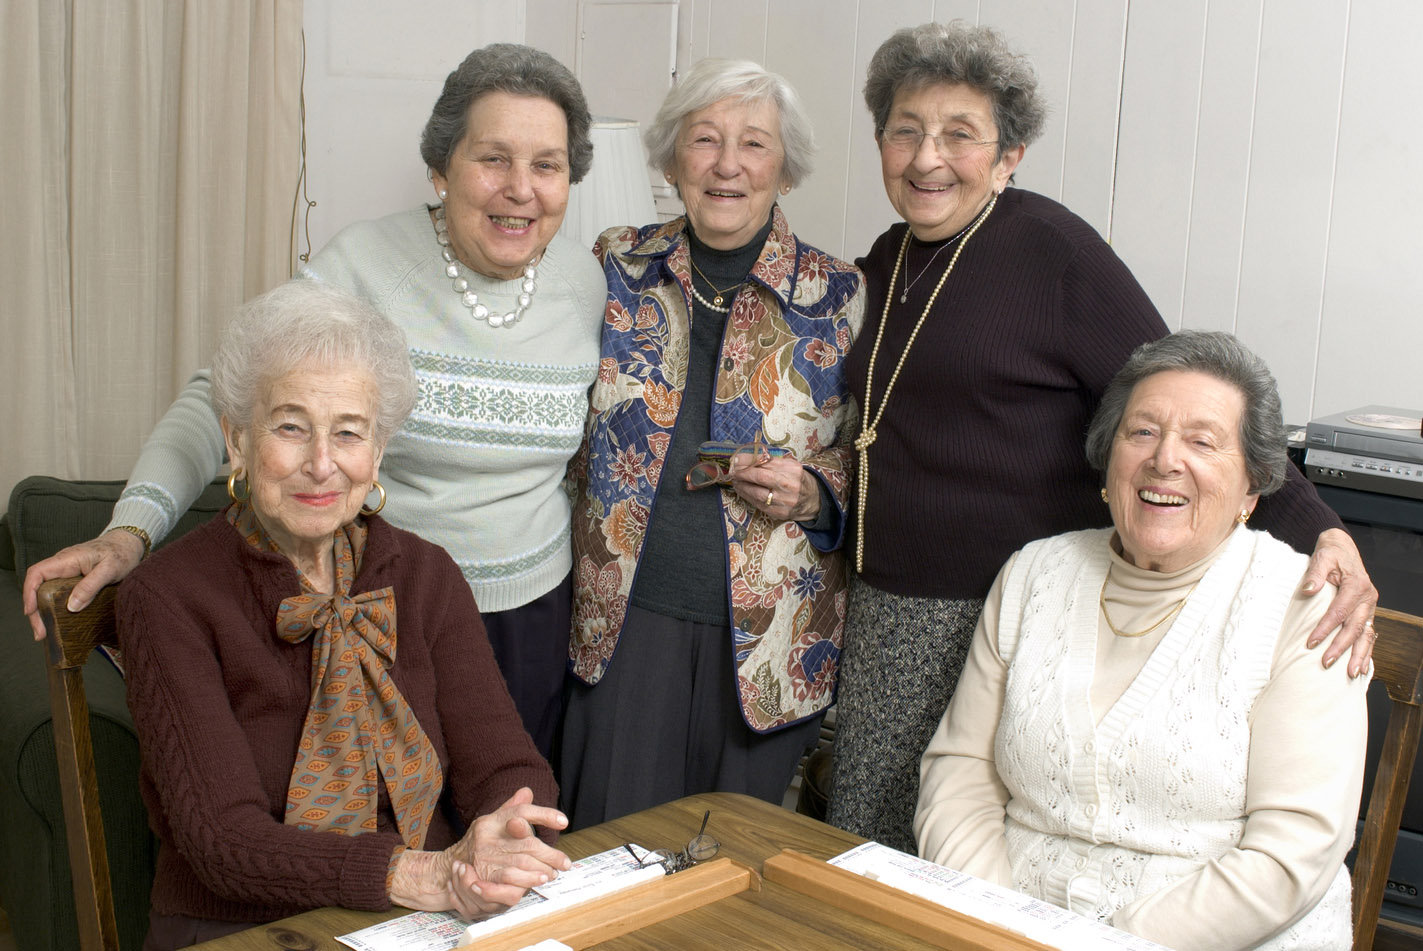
left=878, top=126, right=998, bottom=159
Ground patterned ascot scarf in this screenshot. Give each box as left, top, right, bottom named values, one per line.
left=227, top=500, right=444, bottom=847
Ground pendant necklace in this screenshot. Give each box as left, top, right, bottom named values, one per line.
left=853, top=195, right=997, bottom=573
left=899, top=216, right=979, bottom=303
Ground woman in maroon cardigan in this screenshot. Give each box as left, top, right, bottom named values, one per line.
left=117, top=281, right=568, bottom=949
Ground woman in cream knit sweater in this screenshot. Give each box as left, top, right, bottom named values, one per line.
left=915, top=331, right=1369, bottom=950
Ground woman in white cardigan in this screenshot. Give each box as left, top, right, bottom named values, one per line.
left=915, top=331, right=1369, bottom=950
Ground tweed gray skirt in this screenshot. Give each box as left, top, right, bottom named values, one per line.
left=828, top=574, right=984, bottom=853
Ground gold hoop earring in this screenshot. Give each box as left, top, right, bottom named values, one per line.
left=227, top=470, right=250, bottom=502
left=361, top=481, right=386, bottom=516
left=1100, top=487, right=1109, bottom=503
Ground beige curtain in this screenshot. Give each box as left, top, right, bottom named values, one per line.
left=0, top=0, right=302, bottom=507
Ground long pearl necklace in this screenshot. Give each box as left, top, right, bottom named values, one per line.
left=433, top=205, right=538, bottom=328
left=853, top=195, right=996, bottom=574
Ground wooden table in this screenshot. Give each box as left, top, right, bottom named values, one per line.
left=193, top=791, right=943, bottom=950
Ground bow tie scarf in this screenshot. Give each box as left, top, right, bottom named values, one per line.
left=227, top=501, right=444, bottom=848
left=277, top=587, right=444, bottom=848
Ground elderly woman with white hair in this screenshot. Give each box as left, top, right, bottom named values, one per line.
left=560, top=58, right=866, bottom=827
left=117, top=281, right=569, bottom=947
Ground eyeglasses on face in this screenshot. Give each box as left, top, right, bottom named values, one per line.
left=685, top=440, right=789, bottom=491
left=623, top=810, right=720, bottom=874
left=878, top=126, right=998, bottom=159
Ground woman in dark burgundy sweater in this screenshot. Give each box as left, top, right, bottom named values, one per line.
left=828, top=21, right=1379, bottom=853
left=117, top=281, right=567, bottom=949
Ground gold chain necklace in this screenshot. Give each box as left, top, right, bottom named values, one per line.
left=853, top=195, right=997, bottom=573
left=689, top=257, right=742, bottom=308
left=1098, top=575, right=1199, bottom=637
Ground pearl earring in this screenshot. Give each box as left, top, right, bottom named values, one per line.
left=439, top=189, right=448, bottom=201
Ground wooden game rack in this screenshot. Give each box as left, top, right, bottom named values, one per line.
left=762, top=849, right=1057, bottom=951
left=456, top=857, right=761, bottom=950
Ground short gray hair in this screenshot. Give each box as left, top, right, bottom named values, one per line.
left=1084, top=331, right=1288, bottom=496
left=644, top=58, right=816, bottom=191
left=420, top=43, right=593, bottom=184
left=211, top=280, right=418, bottom=447
left=864, top=21, right=1046, bottom=156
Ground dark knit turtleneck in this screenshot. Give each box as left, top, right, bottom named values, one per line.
left=631, top=217, right=774, bottom=623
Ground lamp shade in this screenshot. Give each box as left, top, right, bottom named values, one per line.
left=559, top=117, right=657, bottom=250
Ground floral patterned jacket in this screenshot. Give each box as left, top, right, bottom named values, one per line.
left=568, top=207, right=866, bottom=732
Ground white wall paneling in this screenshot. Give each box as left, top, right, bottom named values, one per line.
left=577, top=0, right=677, bottom=134
left=1055, top=3, right=1129, bottom=235
left=1110, top=2, right=1208, bottom=331
left=1178, top=0, right=1264, bottom=338
left=763, top=0, right=860, bottom=254
left=1312, top=0, right=1423, bottom=417
left=1232, top=0, right=1349, bottom=421
left=982, top=0, right=1077, bottom=202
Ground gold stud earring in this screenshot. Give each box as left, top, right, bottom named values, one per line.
left=1100, top=488, right=1109, bottom=503
left=1237, top=509, right=1251, bottom=524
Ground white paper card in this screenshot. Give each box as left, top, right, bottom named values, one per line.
left=337, top=846, right=665, bottom=951
left=828, top=842, right=1174, bottom=951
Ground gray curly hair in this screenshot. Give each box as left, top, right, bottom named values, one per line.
left=420, top=43, right=593, bottom=184
left=864, top=21, right=1047, bottom=156
left=211, top=280, right=418, bottom=447
left=1084, top=331, right=1288, bottom=496
left=643, top=58, right=816, bottom=192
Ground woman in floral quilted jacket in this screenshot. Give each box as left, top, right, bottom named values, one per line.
left=559, top=58, right=866, bottom=828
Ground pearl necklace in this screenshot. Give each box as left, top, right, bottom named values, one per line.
left=433, top=206, right=538, bottom=328
left=689, top=257, right=740, bottom=311
left=688, top=281, right=732, bottom=314
left=853, top=195, right=996, bottom=573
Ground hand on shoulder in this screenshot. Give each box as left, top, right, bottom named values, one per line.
left=21, top=529, right=146, bottom=639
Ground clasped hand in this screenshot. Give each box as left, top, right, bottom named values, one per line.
left=389, top=787, right=571, bottom=919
